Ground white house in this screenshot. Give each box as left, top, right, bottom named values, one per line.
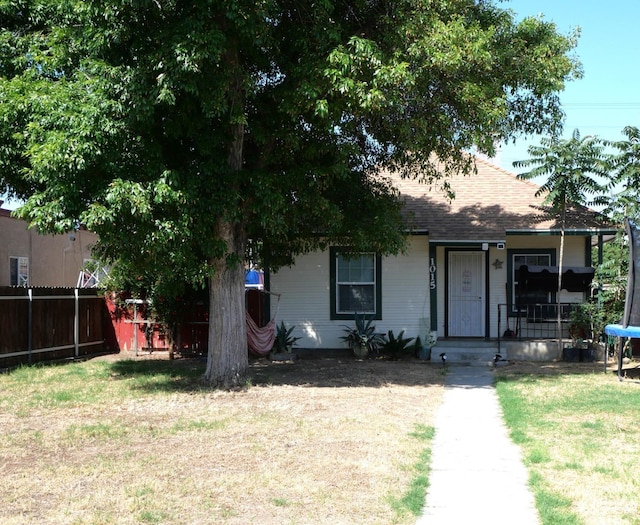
left=268, top=157, right=616, bottom=361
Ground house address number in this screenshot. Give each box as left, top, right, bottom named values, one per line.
left=429, top=257, right=436, bottom=290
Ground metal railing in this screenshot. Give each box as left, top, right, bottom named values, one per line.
left=497, top=302, right=580, bottom=341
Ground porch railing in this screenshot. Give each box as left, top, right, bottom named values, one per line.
left=497, top=302, right=580, bottom=341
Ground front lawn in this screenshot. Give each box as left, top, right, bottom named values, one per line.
left=0, top=354, right=443, bottom=524
left=496, top=362, right=640, bottom=525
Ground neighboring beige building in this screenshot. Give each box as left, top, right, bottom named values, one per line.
left=1, top=204, right=98, bottom=288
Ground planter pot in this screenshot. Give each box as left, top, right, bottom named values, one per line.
left=580, top=348, right=596, bottom=362
left=352, top=343, right=369, bottom=358
left=417, top=346, right=432, bottom=361
left=562, top=346, right=580, bottom=362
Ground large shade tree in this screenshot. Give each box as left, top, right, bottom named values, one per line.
left=1, top=0, right=580, bottom=386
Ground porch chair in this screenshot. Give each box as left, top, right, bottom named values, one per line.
left=604, top=218, right=640, bottom=380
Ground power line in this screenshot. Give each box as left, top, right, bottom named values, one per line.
left=563, top=103, right=640, bottom=109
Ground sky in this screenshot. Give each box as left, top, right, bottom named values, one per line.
left=498, top=0, right=640, bottom=174
left=2, top=1, right=638, bottom=209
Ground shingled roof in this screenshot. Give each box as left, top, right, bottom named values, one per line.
left=386, top=156, right=615, bottom=241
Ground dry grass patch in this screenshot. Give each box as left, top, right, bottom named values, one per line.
left=0, top=353, right=444, bottom=524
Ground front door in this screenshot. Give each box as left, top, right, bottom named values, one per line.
left=448, top=251, right=485, bottom=337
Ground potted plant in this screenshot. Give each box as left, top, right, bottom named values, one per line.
left=575, top=300, right=610, bottom=362
left=565, top=304, right=591, bottom=362
left=381, top=330, right=415, bottom=360
left=270, top=321, right=301, bottom=360
left=340, top=314, right=386, bottom=358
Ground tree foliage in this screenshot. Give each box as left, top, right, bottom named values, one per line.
left=514, top=129, right=609, bottom=213
left=593, top=126, right=640, bottom=330
left=606, top=126, right=640, bottom=221
left=1, top=0, right=580, bottom=386
left=514, top=129, right=609, bottom=354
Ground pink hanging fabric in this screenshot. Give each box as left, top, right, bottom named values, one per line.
left=246, top=311, right=276, bottom=356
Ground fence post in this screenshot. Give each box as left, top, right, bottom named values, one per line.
left=28, top=288, right=33, bottom=364
left=74, top=288, right=79, bottom=358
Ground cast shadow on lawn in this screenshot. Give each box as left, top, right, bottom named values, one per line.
left=107, top=358, right=209, bottom=394
left=106, top=356, right=445, bottom=392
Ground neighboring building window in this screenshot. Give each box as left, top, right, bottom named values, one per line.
left=9, top=256, right=29, bottom=286
left=508, top=250, right=555, bottom=315
left=330, top=248, right=382, bottom=320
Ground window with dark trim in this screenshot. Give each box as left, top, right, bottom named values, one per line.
left=507, top=249, right=555, bottom=315
left=9, top=256, right=29, bottom=286
left=330, top=248, right=382, bottom=320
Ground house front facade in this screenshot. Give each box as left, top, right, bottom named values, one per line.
left=268, top=158, right=615, bottom=360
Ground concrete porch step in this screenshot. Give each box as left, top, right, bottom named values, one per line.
left=430, top=339, right=500, bottom=365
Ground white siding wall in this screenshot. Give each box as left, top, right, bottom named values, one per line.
left=269, top=236, right=430, bottom=349
left=488, top=246, right=508, bottom=339
left=269, top=234, right=590, bottom=348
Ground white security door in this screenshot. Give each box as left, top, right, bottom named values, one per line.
left=448, top=252, right=485, bottom=337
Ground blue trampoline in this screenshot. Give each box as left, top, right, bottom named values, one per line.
left=604, top=218, right=640, bottom=380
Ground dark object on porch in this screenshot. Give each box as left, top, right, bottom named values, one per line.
left=560, top=347, right=596, bottom=362
left=562, top=342, right=597, bottom=362
left=562, top=346, right=580, bottom=362
left=517, top=265, right=595, bottom=293
left=580, top=347, right=596, bottom=362
left=605, top=218, right=640, bottom=381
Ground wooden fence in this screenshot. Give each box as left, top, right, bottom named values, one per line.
left=1, top=287, right=269, bottom=368
left=0, top=287, right=107, bottom=368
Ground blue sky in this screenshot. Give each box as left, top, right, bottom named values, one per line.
left=498, top=0, right=640, bottom=173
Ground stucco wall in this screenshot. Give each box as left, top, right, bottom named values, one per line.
left=0, top=211, right=98, bottom=287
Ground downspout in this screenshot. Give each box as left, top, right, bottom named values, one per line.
left=28, top=288, right=33, bottom=364
left=74, top=288, right=79, bottom=358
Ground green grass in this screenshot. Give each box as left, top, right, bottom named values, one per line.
left=1, top=359, right=207, bottom=415
left=389, top=424, right=436, bottom=518
left=496, top=370, right=640, bottom=525
left=169, top=418, right=227, bottom=433
left=529, top=471, right=581, bottom=525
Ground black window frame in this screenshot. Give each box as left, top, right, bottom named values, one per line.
left=507, top=249, right=556, bottom=316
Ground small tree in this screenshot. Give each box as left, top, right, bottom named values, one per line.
left=594, top=126, right=640, bottom=335
left=606, top=126, right=640, bottom=221
left=514, top=129, right=609, bottom=355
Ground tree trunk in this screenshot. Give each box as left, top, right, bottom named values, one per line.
left=557, top=208, right=566, bottom=357
left=203, top=48, right=248, bottom=388
left=203, top=218, right=248, bottom=388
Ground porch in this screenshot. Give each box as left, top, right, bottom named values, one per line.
left=430, top=338, right=576, bottom=365
left=431, top=302, right=594, bottom=364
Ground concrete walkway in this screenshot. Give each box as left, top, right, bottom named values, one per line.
left=416, top=366, right=540, bottom=525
